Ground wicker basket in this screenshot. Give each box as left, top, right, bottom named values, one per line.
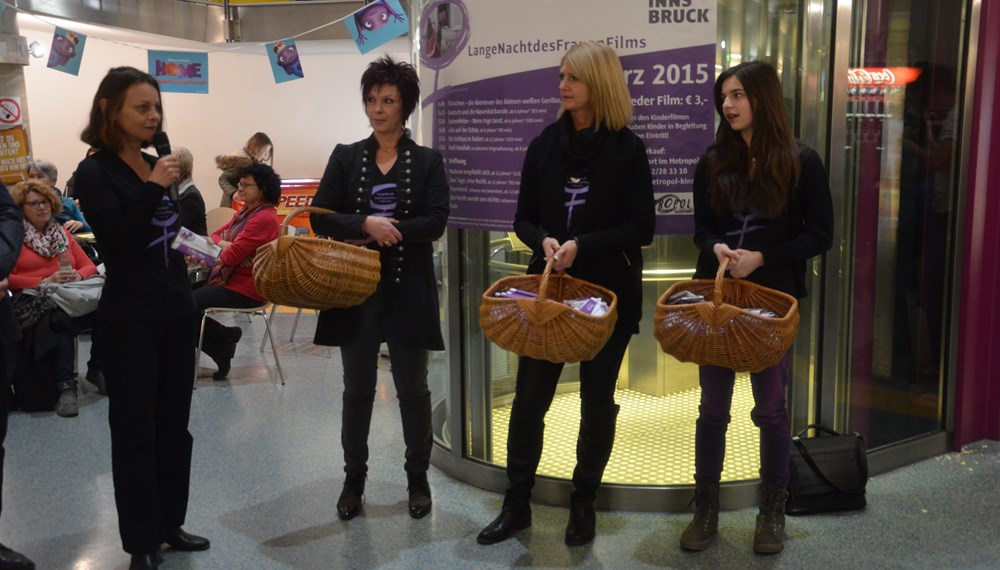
left=252, top=206, right=381, bottom=310
left=653, top=258, right=800, bottom=372
left=480, top=258, right=618, bottom=363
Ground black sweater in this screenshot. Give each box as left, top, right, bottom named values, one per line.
left=514, top=114, right=655, bottom=330
left=692, top=144, right=834, bottom=298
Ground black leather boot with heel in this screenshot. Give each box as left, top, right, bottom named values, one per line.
left=337, top=473, right=367, bottom=521
left=406, top=471, right=432, bottom=519
left=564, top=403, right=619, bottom=546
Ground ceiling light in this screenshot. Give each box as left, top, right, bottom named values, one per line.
left=28, top=40, right=47, bottom=59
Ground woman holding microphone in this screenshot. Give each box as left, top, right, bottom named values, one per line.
left=74, top=66, right=209, bottom=570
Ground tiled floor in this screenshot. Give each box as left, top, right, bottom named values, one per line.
left=3, top=313, right=1000, bottom=569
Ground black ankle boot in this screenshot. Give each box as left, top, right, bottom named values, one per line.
left=211, top=356, right=231, bottom=380
left=477, top=503, right=532, bottom=545
left=211, top=341, right=237, bottom=380
left=337, top=473, right=366, bottom=521
left=407, top=471, right=432, bottom=519
left=0, top=542, right=35, bottom=569
left=564, top=494, right=596, bottom=546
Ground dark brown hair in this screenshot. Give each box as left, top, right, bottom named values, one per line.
left=80, top=66, right=163, bottom=151
left=706, top=61, right=799, bottom=218
left=360, top=55, right=420, bottom=122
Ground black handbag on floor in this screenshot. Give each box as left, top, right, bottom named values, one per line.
left=786, top=424, right=868, bottom=515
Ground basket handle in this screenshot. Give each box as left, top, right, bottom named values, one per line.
left=279, top=206, right=336, bottom=235
left=536, top=257, right=557, bottom=302
left=713, top=257, right=731, bottom=306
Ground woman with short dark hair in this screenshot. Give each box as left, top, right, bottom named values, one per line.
left=193, top=162, right=281, bottom=379
left=73, top=66, right=209, bottom=570
left=310, top=55, right=449, bottom=522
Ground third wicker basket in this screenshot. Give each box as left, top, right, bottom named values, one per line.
left=253, top=206, right=381, bottom=311
left=480, top=258, right=618, bottom=363
left=653, top=258, right=799, bottom=372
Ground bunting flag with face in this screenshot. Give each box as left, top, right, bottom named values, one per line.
left=47, top=27, right=87, bottom=76
left=345, top=0, right=409, bottom=55
left=267, top=39, right=305, bottom=84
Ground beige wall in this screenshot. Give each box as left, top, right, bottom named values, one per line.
left=17, top=14, right=408, bottom=207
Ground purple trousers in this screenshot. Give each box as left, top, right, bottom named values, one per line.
left=694, top=351, right=792, bottom=487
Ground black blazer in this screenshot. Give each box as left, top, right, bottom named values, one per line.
left=514, top=115, right=655, bottom=331
left=0, top=184, right=24, bottom=347
left=310, top=134, right=450, bottom=350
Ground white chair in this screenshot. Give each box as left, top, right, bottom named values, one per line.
left=205, top=206, right=234, bottom=235
left=196, top=303, right=285, bottom=385
left=265, top=304, right=317, bottom=345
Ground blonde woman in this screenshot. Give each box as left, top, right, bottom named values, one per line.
left=477, top=41, right=655, bottom=547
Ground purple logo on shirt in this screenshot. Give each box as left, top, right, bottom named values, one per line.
left=150, top=194, right=179, bottom=266
left=727, top=211, right=766, bottom=249
left=564, top=177, right=590, bottom=230
left=370, top=182, right=397, bottom=217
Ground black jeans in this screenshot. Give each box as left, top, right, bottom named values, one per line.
left=339, top=291, right=432, bottom=477
left=53, top=310, right=101, bottom=386
left=101, top=316, right=196, bottom=555
left=504, top=327, right=633, bottom=506
left=0, top=343, right=9, bottom=516
left=192, top=285, right=260, bottom=361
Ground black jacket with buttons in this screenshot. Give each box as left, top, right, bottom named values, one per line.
left=310, top=133, right=450, bottom=350
left=1, top=183, right=24, bottom=347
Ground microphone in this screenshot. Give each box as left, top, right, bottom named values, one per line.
left=152, top=131, right=171, bottom=158
left=151, top=131, right=179, bottom=201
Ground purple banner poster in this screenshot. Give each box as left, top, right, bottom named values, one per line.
left=417, top=0, right=717, bottom=234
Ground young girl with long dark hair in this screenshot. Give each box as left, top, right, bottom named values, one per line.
left=681, top=60, right=833, bottom=555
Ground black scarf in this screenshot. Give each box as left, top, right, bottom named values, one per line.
left=559, top=114, right=603, bottom=178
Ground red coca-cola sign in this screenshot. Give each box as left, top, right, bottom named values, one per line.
left=847, top=67, right=921, bottom=87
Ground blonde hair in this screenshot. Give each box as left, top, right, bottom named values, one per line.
left=559, top=42, right=633, bottom=131
left=173, top=146, right=194, bottom=181
left=11, top=180, right=63, bottom=217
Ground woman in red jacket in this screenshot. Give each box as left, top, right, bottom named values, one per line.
left=8, top=180, right=99, bottom=416
left=193, top=162, right=281, bottom=379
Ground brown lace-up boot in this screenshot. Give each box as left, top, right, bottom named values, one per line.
left=753, top=483, right=788, bottom=554
left=679, top=482, right=720, bottom=551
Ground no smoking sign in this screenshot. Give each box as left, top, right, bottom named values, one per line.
left=0, top=97, right=23, bottom=126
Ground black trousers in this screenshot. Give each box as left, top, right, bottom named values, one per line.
left=192, top=285, right=259, bottom=361
left=0, top=344, right=9, bottom=517
left=101, top=316, right=196, bottom=555
left=339, top=291, right=432, bottom=476
left=504, top=328, right=632, bottom=506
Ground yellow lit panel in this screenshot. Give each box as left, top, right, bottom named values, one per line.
left=490, top=376, right=761, bottom=485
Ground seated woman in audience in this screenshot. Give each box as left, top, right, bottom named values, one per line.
left=26, top=160, right=91, bottom=234
left=193, top=162, right=281, bottom=379
left=8, top=180, right=102, bottom=416
left=173, top=146, right=207, bottom=236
